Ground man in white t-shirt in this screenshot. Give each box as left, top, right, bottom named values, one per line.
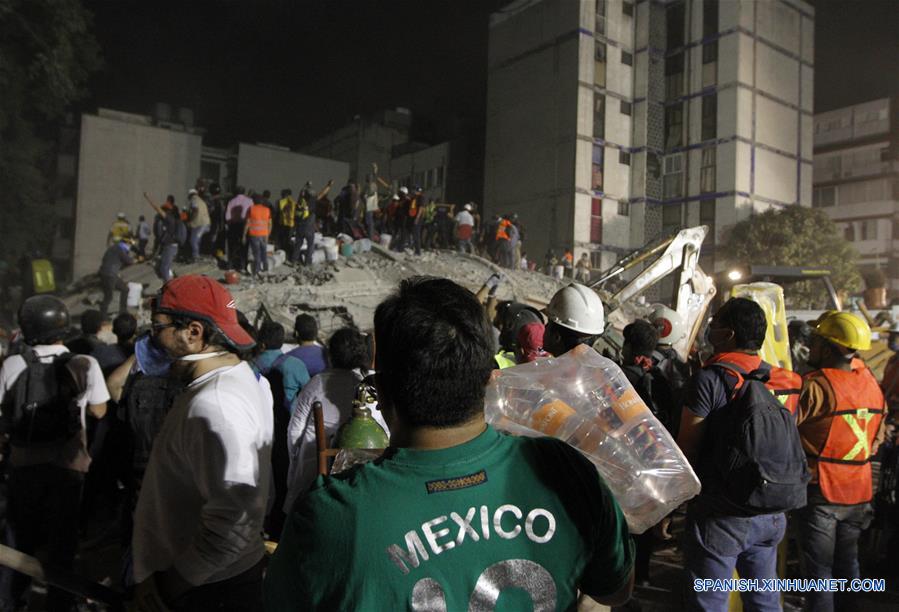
left=132, top=275, right=273, bottom=612
left=0, top=296, right=109, bottom=611
left=455, top=202, right=476, bottom=254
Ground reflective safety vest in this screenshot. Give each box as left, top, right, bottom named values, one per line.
left=705, top=351, right=802, bottom=414
left=495, top=219, right=511, bottom=241
left=247, top=204, right=271, bottom=237
left=279, top=197, right=296, bottom=228
left=295, top=197, right=312, bottom=223
left=804, top=367, right=885, bottom=505
left=495, top=351, right=516, bottom=369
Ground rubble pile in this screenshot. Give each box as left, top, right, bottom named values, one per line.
left=62, top=247, right=567, bottom=335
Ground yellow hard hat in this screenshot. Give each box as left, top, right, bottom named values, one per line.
left=814, top=311, right=871, bottom=351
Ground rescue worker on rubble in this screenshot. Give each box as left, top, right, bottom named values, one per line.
left=277, top=189, right=296, bottom=251
left=292, top=181, right=332, bottom=267
left=265, top=277, right=634, bottom=610
left=795, top=311, right=887, bottom=612
left=542, top=284, right=606, bottom=357
left=108, top=212, right=132, bottom=246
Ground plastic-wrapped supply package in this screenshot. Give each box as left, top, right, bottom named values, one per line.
left=484, top=344, right=700, bottom=534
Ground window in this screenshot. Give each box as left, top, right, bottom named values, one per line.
left=666, top=2, right=686, bottom=50
left=702, top=94, right=717, bottom=141
left=813, top=186, right=836, bottom=207
left=594, top=43, right=607, bottom=87
left=595, top=0, right=607, bottom=34
left=620, top=100, right=632, bottom=116
left=700, top=200, right=716, bottom=243
left=618, top=201, right=630, bottom=216
left=665, top=53, right=684, bottom=99
left=703, top=0, right=719, bottom=37
left=844, top=223, right=855, bottom=242
left=662, top=204, right=683, bottom=234
left=861, top=219, right=878, bottom=241
left=663, top=154, right=684, bottom=198
left=594, top=95, right=605, bottom=139
left=702, top=41, right=718, bottom=64
left=623, top=1, right=634, bottom=17
left=700, top=147, right=716, bottom=192
left=665, top=103, right=684, bottom=148
left=621, top=50, right=633, bottom=66
left=592, top=145, right=604, bottom=191
left=591, top=198, right=603, bottom=243
left=619, top=150, right=631, bottom=165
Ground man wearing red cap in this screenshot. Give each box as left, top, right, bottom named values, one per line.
left=132, top=275, right=273, bottom=611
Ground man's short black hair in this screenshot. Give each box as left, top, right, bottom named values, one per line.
left=81, top=309, right=103, bottom=335
left=328, top=327, right=372, bottom=370
left=294, top=313, right=318, bottom=342
left=112, top=313, right=137, bottom=344
left=714, top=297, right=767, bottom=351
left=262, top=189, right=271, bottom=199
left=258, top=320, right=285, bottom=350
left=623, top=319, right=659, bottom=357
left=374, top=277, right=494, bottom=428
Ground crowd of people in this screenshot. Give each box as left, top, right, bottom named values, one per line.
left=0, top=269, right=896, bottom=611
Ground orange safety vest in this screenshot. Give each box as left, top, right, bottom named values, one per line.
left=803, top=367, right=885, bottom=505
left=705, top=352, right=802, bottom=414
left=495, top=219, right=511, bottom=241
left=247, top=204, right=271, bottom=237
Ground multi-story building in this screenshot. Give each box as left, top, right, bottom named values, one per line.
left=484, top=0, right=814, bottom=281
left=813, top=97, right=899, bottom=295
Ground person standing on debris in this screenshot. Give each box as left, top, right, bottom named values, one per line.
left=98, top=236, right=137, bottom=319
left=144, top=193, right=183, bottom=282
left=244, top=194, right=272, bottom=277
left=277, top=189, right=296, bottom=251
left=677, top=297, right=806, bottom=612
left=563, top=249, right=574, bottom=278
left=575, top=252, right=592, bottom=283
left=455, top=202, right=475, bottom=254
left=283, top=327, right=376, bottom=510
left=132, top=275, right=272, bottom=611
left=494, top=215, right=513, bottom=268
left=226, top=186, right=253, bottom=271
left=795, top=312, right=887, bottom=612
left=293, top=181, right=332, bottom=266
left=187, top=188, right=210, bottom=263
left=0, top=295, right=109, bottom=612
left=364, top=164, right=390, bottom=240
left=266, top=277, right=634, bottom=610
left=286, top=314, right=327, bottom=378
left=392, top=187, right=412, bottom=250
left=108, top=212, right=132, bottom=246
left=136, top=215, right=151, bottom=258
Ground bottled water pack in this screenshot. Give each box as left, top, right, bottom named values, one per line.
left=484, top=344, right=700, bottom=533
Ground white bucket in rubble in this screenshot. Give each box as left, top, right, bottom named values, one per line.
left=336, top=233, right=354, bottom=244
left=380, top=234, right=392, bottom=248
left=311, top=249, right=326, bottom=265
left=320, top=236, right=337, bottom=248
left=324, top=244, right=339, bottom=261
left=272, top=249, right=287, bottom=268
left=552, top=265, right=564, bottom=280
left=126, top=282, right=143, bottom=308
left=354, top=238, right=372, bottom=253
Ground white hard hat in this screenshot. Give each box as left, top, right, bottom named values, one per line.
left=544, top=284, right=605, bottom=335
left=464, top=203, right=473, bottom=211
left=399, top=186, right=409, bottom=195
left=188, top=188, right=198, bottom=196
left=117, top=212, right=126, bottom=219
left=392, top=194, right=400, bottom=200
left=649, top=304, right=686, bottom=345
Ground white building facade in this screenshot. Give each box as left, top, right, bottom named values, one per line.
left=813, top=97, right=899, bottom=295
left=485, top=0, right=814, bottom=278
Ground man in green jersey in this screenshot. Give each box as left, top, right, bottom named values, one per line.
left=265, top=277, right=634, bottom=610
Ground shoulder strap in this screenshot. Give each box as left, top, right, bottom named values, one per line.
left=271, top=353, right=290, bottom=371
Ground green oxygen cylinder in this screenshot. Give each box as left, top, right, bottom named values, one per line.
left=334, top=378, right=388, bottom=449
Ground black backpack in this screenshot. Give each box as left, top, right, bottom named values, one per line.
left=707, top=362, right=810, bottom=515
left=622, top=364, right=676, bottom=433
left=1, top=348, right=82, bottom=447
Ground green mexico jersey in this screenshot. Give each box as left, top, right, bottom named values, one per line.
left=265, top=425, right=633, bottom=611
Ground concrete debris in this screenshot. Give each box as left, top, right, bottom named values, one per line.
left=62, top=247, right=568, bottom=337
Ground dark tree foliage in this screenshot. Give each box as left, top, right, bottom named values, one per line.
left=723, top=205, right=862, bottom=308
left=0, top=0, right=101, bottom=259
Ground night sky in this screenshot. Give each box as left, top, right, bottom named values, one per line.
left=80, top=0, right=899, bottom=149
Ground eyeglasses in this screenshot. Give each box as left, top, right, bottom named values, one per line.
left=151, top=322, right=175, bottom=334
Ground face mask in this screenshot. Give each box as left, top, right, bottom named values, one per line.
left=135, top=333, right=174, bottom=377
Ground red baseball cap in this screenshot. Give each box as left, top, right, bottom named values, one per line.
left=517, top=322, right=549, bottom=363
left=154, top=275, right=255, bottom=350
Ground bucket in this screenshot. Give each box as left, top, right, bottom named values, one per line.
left=354, top=238, right=372, bottom=253
left=324, top=245, right=339, bottom=261
left=126, top=282, right=143, bottom=308
left=313, top=232, right=323, bottom=246
left=272, top=249, right=287, bottom=268
left=340, top=243, right=354, bottom=258
left=552, top=265, right=564, bottom=280
left=320, top=236, right=337, bottom=248
left=311, top=249, right=326, bottom=265
left=380, top=234, right=392, bottom=248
